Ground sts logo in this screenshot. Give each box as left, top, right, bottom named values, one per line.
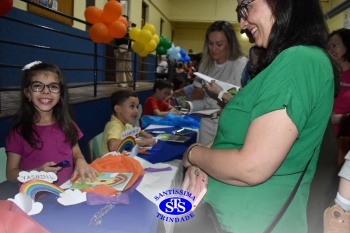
left=154, top=189, right=196, bottom=223
left=159, top=198, right=192, bottom=215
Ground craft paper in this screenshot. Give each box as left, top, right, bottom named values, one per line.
left=130, top=144, right=140, bottom=157
left=8, top=193, right=43, bottom=216
left=115, top=136, right=136, bottom=153
left=20, top=180, right=64, bottom=199
left=57, top=189, right=87, bottom=206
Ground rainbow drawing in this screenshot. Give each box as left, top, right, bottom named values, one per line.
left=116, top=136, right=136, bottom=153
left=20, top=180, right=64, bottom=199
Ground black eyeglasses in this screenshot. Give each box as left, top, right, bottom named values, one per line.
left=29, top=81, right=61, bottom=94
left=236, top=0, right=255, bottom=22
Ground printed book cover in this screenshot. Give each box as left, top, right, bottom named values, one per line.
left=156, top=133, right=191, bottom=143
left=70, top=172, right=133, bottom=191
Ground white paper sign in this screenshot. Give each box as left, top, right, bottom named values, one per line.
left=18, top=171, right=58, bottom=183
left=121, top=127, right=141, bottom=139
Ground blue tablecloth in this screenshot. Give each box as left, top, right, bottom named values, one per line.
left=31, top=190, right=158, bottom=233
left=138, top=126, right=197, bottom=164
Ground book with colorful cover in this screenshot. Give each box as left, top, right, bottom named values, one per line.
left=156, top=133, right=191, bottom=143
left=70, top=172, right=133, bottom=191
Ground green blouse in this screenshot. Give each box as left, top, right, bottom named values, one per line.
left=204, top=46, right=334, bottom=233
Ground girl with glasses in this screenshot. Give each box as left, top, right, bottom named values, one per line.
left=6, top=61, right=98, bottom=187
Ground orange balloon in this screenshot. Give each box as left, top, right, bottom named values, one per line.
left=108, top=20, right=127, bottom=39
left=102, top=0, right=122, bottom=24
left=84, top=6, right=103, bottom=24
left=118, top=16, right=128, bottom=27
left=89, top=23, right=109, bottom=43
left=101, top=34, right=114, bottom=44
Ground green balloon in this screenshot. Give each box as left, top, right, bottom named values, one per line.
left=164, top=40, right=172, bottom=49
left=156, top=46, right=167, bottom=55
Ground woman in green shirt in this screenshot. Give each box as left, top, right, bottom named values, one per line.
left=180, top=0, right=339, bottom=232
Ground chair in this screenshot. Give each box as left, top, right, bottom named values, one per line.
left=0, top=147, right=7, bottom=183
left=88, top=132, right=103, bottom=162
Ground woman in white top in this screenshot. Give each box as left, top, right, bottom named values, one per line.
left=186, top=20, right=248, bottom=145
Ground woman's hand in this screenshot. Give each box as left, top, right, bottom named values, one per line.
left=182, top=143, right=201, bottom=168
left=181, top=166, right=208, bottom=194
left=205, top=80, right=222, bottom=96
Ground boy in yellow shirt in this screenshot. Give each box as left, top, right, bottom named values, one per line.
left=101, top=90, right=156, bottom=155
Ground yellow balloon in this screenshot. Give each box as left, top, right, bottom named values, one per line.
left=142, top=23, right=156, bottom=35
left=132, top=41, right=145, bottom=54
left=139, top=49, right=150, bottom=57
left=129, top=28, right=140, bottom=41
left=145, top=39, right=157, bottom=52
left=139, top=29, right=152, bottom=44
left=152, top=34, right=160, bottom=45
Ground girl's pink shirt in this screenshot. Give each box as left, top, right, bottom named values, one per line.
left=6, top=122, right=83, bottom=186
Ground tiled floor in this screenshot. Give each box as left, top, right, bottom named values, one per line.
left=0, top=81, right=154, bottom=118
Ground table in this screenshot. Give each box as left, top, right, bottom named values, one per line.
left=0, top=156, right=182, bottom=233
left=137, top=126, right=197, bottom=164
left=0, top=119, right=199, bottom=233
left=31, top=191, right=158, bottom=233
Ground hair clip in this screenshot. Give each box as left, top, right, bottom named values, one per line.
left=22, top=61, right=42, bottom=71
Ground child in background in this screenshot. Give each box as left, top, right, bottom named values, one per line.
left=101, top=90, right=156, bottom=156
left=142, top=79, right=182, bottom=117
left=6, top=61, right=98, bottom=186
left=324, top=150, right=350, bottom=232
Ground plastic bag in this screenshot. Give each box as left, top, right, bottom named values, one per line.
left=141, top=113, right=200, bottom=129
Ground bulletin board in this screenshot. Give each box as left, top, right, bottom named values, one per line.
left=28, top=0, right=73, bottom=26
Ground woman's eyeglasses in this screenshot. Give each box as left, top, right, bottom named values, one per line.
left=29, top=81, right=61, bottom=94
left=236, top=0, right=255, bottom=22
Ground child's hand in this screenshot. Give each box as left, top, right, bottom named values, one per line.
left=143, top=132, right=153, bottom=139
left=147, top=138, right=157, bottom=146
left=170, top=108, right=183, bottom=116
left=138, top=137, right=157, bottom=147
left=37, top=162, right=62, bottom=173
left=70, top=158, right=98, bottom=184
